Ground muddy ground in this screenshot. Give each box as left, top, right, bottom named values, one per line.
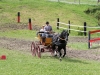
left=0, top=24, right=100, bottom=61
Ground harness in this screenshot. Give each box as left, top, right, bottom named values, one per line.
left=59, top=37, right=66, bottom=41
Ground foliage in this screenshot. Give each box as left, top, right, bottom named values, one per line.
left=95, top=11, right=100, bottom=19
left=84, top=6, right=100, bottom=25
left=85, top=6, right=100, bottom=13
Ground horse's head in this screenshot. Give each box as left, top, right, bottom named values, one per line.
left=60, top=30, right=69, bottom=41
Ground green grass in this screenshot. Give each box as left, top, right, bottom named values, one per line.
left=0, top=30, right=37, bottom=40
left=0, top=0, right=99, bottom=26
left=0, top=48, right=100, bottom=75
left=68, top=42, right=88, bottom=50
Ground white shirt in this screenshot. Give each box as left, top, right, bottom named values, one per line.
left=40, top=28, right=46, bottom=32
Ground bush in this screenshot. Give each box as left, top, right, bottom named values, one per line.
left=95, top=11, right=100, bottom=19
left=84, top=6, right=100, bottom=14
left=84, top=6, right=100, bottom=26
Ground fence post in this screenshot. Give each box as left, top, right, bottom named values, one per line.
left=57, top=18, right=59, bottom=30
left=84, top=22, right=87, bottom=36
left=18, top=12, right=20, bottom=23
left=88, top=31, right=90, bottom=49
left=29, top=18, right=32, bottom=30
left=68, top=20, right=70, bottom=33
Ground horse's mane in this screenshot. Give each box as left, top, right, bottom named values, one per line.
left=52, top=33, right=59, bottom=43
left=59, top=30, right=69, bottom=40
left=52, top=30, right=69, bottom=44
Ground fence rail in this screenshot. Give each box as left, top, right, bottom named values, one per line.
left=88, top=30, right=100, bottom=48
left=58, top=22, right=100, bottom=29
left=57, top=18, right=100, bottom=36
left=49, top=0, right=100, bottom=5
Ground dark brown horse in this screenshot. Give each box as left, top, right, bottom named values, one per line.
left=52, top=30, right=69, bottom=61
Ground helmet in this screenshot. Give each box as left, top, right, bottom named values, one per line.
left=46, top=21, right=49, bottom=24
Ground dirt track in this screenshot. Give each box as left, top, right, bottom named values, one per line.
left=0, top=24, right=100, bottom=61
left=0, top=36, right=100, bottom=61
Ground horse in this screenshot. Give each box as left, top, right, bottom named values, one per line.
left=51, top=30, right=69, bottom=61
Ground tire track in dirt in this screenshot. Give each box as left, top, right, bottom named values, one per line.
left=0, top=37, right=100, bottom=61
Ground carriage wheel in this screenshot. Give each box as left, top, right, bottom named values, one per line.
left=36, top=45, right=41, bottom=58
left=31, top=42, right=36, bottom=56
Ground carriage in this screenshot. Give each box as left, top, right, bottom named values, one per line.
left=31, top=30, right=69, bottom=60
left=31, top=32, right=54, bottom=58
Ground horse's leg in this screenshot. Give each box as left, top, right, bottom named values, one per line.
left=58, top=47, right=62, bottom=57
left=62, top=46, right=66, bottom=57
left=54, top=50, right=57, bottom=56
left=58, top=47, right=62, bottom=61
left=52, top=44, right=57, bottom=56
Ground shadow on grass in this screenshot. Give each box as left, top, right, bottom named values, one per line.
left=41, top=56, right=89, bottom=64
left=63, top=57, right=89, bottom=64
left=41, top=56, right=58, bottom=60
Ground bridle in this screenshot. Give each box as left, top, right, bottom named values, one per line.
left=59, top=31, right=68, bottom=42
left=59, top=37, right=66, bottom=41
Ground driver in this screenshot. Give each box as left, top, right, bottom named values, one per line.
left=44, top=21, right=53, bottom=37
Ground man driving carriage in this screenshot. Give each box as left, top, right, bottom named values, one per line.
left=44, top=21, right=53, bottom=37
left=39, top=21, right=53, bottom=44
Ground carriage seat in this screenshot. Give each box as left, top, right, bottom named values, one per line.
left=37, top=31, right=53, bottom=45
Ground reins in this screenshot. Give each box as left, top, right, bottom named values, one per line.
left=59, top=37, right=66, bottom=41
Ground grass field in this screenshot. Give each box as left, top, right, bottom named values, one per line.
left=0, top=30, right=36, bottom=40
left=0, top=0, right=100, bottom=75
left=0, top=48, right=100, bottom=75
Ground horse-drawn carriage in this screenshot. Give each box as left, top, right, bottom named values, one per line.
left=31, top=30, right=69, bottom=60
left=31, top=31, right=54, bottom=58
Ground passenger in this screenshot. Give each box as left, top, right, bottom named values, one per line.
left=44, top=21, right=53, bottom=37
left=39, top=25, right=46, bottom=43
left=40, top=25, right=45, bottom=33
